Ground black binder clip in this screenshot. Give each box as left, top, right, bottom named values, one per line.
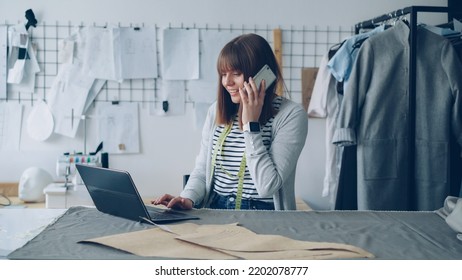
left=162, top=101, right=169, bottom=113
left=25, top=9, right=37, bottom=31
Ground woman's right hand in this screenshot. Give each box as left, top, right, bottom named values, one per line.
left=151, top=194, right=193, bottom=210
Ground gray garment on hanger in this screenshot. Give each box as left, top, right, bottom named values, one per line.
left=333, top=21, right=462, bottom=211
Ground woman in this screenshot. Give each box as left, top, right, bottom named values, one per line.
left=153, top=33, right=308, bottom=210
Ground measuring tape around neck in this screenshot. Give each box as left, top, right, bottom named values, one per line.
left=211, top=124, right=247, bottom=209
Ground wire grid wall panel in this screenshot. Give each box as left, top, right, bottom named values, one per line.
left=4, top=21, right=354, bottom=106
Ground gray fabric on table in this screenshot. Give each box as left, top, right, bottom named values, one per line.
left=8, top=206, right=462, bottom=260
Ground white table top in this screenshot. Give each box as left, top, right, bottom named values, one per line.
left=0, top=208, right=66, bottom=258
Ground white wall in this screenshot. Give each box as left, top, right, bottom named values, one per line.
left=0, top=0, right=447, bottom=209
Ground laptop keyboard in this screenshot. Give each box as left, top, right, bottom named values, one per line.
left=146, top=206, right=188, bottom=220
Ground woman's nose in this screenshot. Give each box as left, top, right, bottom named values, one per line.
left=223, top=74, right=233, bottom=85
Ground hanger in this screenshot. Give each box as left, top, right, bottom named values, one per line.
left=328, top=40, right=345, bottom=59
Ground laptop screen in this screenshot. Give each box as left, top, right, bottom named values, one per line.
left=76, top=164, right=151, bottom=222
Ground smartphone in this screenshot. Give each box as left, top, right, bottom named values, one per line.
left=252, top=64, right=277, bottom=91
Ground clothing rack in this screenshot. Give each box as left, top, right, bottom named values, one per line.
left=354, top=6, right=450, bottom=210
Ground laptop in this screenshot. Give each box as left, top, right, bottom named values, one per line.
left=75, top=164, right=199, bottom=224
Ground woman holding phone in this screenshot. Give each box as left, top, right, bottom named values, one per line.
left=153, top=33, right=308, bottom=210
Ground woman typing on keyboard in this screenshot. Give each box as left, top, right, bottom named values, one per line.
left=152, top=33, right=308, bottom=211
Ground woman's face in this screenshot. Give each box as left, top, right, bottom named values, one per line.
left=221, top=70, right=244, bottom=104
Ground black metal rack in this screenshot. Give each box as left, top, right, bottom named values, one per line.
left=353, top=6, right=451, bottom=209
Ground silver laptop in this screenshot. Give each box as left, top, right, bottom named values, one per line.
left=75, top=164, right=199, bottom=224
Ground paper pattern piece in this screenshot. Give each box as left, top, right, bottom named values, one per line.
left=188, top=30, right=240, bottom=103
left=82, top=27, right=122, bottom=82
left=0, top=26, right=7, bottom=99
left=119, top=27, right=158, bottom=79
left=83, top=226, right=236, bottom=260
left=83, top=223, right=374, bottom=260
left=9, top=42, right=40, bottom=94
left=6, top=24, right=40, bottom=93
left=59, top=27, right=86, bottom=66
left=83, top=79, right=106, bottom=113
left=26, top=99, right=54, bottom=141
left=46, top=28, right=103, bottom=138
left=0, top=102, right=23, bottom=151
left=48, top=63, right=95, bottom=138
left=98, top=102, right=140, bottom=154
left=7, top=24, right=29, bottom=84
left=162, top=29, right=199, bottom=80
left=198, top=30, right=240, bottom=81
left=81, top=26, right=158, bottom=81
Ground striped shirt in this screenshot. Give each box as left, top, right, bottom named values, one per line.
left=211, top=97, right=282, bottom=203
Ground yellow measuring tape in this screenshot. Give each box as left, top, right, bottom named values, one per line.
left=211, top=124, right=247, bottom=209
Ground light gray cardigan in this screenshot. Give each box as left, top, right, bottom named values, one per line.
left=181, top=97, right=308, bottom=210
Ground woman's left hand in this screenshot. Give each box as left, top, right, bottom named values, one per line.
left=239, top=77, right=266, bottom=125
